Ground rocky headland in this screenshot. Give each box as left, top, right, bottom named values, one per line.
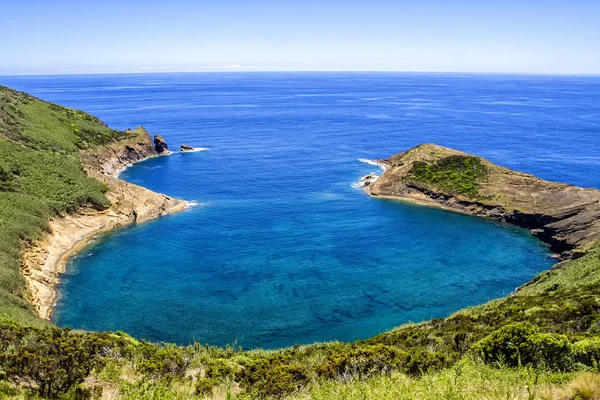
left=22, top=128, right=187, bottom=319
left=367, top=144, right=600, bottom=260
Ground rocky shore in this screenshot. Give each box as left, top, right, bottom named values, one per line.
left=22, top=128, right=187, bottom=320
left=367, top=144, right=600, bottom=260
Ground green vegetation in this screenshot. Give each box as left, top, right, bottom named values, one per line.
left=0, top=240, right=598, bottom=398
left=1, top=85, right=600, bottom=398
left=0, top=85, right=134, bottom=325
left=0, top=86, right=132, bottom=152
left=407, top=155, right=489, bottom=197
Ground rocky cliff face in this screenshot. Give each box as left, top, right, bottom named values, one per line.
left=368, top=144, right=600, bottom=259
left=23, top=128, right=187, bottom=319
left=79, top=126, right=157, bottom=176
left=153, top=135, right=169, bottom=154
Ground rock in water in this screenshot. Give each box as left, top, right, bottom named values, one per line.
left=153, top=135, right=169, bottom=153
left=180, top=144, right=194, bottom=152
left=359, top=174, right=377, bottom=187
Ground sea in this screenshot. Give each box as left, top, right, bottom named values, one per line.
left=3, top=72, right=600, bottom=349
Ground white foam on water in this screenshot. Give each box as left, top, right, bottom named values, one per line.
left=358, top=158, right=388, bottom=172
left=186, top=200, right=210, bottom=207
left=180, top=147, right=210, bottom=153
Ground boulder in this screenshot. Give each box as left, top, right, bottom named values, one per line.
left=153, top=135, right=169, bottom=154
left=180, top=144, right=194, bottom=152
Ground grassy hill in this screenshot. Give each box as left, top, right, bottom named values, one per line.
left=0, top=85, right=599, bottom=399
left=0, top=86, right=145, bottom=326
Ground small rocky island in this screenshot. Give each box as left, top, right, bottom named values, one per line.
left=153, top=134, right=169, bottom=153
left=367, top=144, right=600, bottom=259
left=180, top=144, right=194, bottom=152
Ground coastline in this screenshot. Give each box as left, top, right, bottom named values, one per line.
left=366, top=144, right=600, bottom=260
left=22, top=130, right=188, bottom=320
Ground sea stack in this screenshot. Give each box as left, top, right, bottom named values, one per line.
left=153, top=135, right=169, bottom=154
left=181, top=144, right=194, bottom=152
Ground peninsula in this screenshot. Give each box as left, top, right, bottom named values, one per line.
left=367, top=144, right=600, bottom=260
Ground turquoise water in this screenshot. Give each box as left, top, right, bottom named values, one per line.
left=5, top=73, right=600, bottom=349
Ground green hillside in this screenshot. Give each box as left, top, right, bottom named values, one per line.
left=0, top=85, right=137, bottom=325
left=0, top=86, right=599, bottom=399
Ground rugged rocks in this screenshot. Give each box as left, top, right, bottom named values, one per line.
left=154, top=135, right=169, bottom=153
left=79, top=127, right=157, bottom=176
left=180, top=144, right=194, bottom=152
left=359, top=174, right=378, bottom=187
left=367, top=144, right=600, bottom=259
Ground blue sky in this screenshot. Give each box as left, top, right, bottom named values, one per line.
left=1, top=0, right=599, bottom=74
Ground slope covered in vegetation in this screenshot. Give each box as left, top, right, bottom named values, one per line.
left=0, top=86, right=599, bottom=399
left=0, top=85, right=137, bottom=325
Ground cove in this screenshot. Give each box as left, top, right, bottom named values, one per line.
left=7, top=72, right=595, bottom=349
left=50, top=149, right=553, bottom=349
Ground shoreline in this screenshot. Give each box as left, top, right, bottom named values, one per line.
left=22, top=132, right=188, bottom=320
left=366, top=144, right=600, bottom=261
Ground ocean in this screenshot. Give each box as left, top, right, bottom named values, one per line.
left=3, top=72, right=599, bottom=349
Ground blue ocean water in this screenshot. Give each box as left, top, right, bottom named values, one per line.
left=3, top=73, right=600, bottom=349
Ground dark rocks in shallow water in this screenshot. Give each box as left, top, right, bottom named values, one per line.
left=153, top=135, right=169, bottom=153
left=359, top=174, right=378, bottom=187
left=180, top=144, right=194, bottom=152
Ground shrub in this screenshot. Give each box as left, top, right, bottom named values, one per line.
left=195, top=377, right=218, bottom=395
left=472, top=322, right=573, bottom=370
left=573, top=338, right=600, bottom=368
left=238, top=356, right=309, bottom=399
left=0, top=326, right=109, bottom=398
left=318, top=344, right=408, bottom=380
left=204, top=358, right=237, bottom=380
left=407, top=155, right=488, bottom=197
left=403, top=349, right=453, bottom=376
left=137, top=344, right=191, bottom=380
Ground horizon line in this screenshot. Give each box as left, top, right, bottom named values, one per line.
left=1, top=70, right=600, bottom=78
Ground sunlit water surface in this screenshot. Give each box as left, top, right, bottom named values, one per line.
left=4, top=73, right=599, bottom=349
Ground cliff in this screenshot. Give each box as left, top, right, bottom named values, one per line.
left=367, top=144, right=600, bottom=259
left=23, top=128, right=186, bottom=319
left=0, top=84, right=186, bottom=322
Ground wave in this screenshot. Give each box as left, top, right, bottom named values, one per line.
left=351, top=173, right=379, bottom=190
left=180, top=147, right=210, bottom=153
left=352, top=159, right=389, bottom=189
left=186, top=200, right=209, bottom=207
left=358, top=158, right=388, bottom=172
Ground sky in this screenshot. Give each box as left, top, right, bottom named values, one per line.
left=1, top=0, right=599, bottom=75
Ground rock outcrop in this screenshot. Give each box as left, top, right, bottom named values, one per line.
left=23, top=128, right=187, bottom=319
left=80, top=127, right=157, bottom=176
left=359, top=174, right=378, bottom=188
left=153, top=134, right=169, bottom=153
left=367, top=144, right=600, bottom=259
left=180, top=144, right=194, bottom=152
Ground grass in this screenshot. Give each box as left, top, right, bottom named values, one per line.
left=290, top=359, right=577, bottom=400
left=406, top=154, right=489, bottom=198
left=0, top=85, right=132, bottom=152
